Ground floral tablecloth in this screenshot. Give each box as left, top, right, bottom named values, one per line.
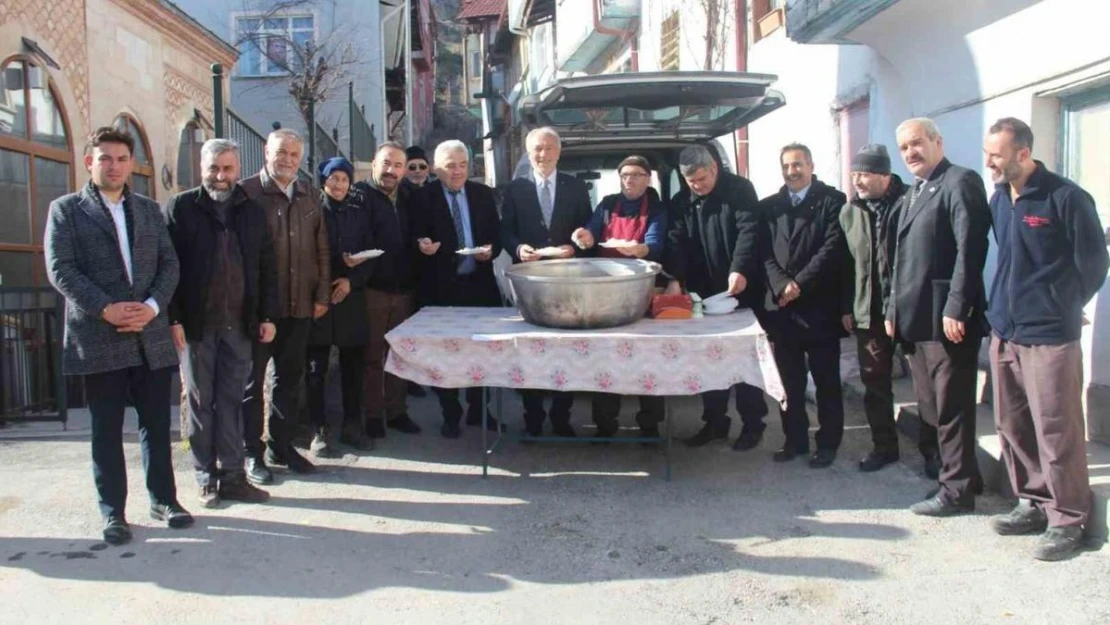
left=384, top=307, right=784, bottom=400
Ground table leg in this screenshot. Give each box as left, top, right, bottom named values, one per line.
left=665, top=396, right=672, bottom=482
left=482, top=385, right=489, bottom=479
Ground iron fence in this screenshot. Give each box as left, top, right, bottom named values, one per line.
left=225, top=107, right=269, bottom=177
left=349, top=81, right=377, bottom=161
left=0, top=287, right=67, bottom=428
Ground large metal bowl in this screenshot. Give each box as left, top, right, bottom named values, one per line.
left=503, top=258, right=661, bottom=329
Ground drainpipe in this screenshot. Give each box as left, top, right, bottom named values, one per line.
left=734, top=0, right=749, bottom=177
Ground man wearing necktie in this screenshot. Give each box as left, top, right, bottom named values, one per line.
left=414, top=141, right=504, bottom=438
left=887, top=118, right=991, bottom=517
left=499, top=127, right=593, bottom=438
left=757, top=143, right=848, bottom=468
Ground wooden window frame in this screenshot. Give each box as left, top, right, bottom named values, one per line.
left=112, top=113, right=155, bottom=200
left=0, top=54, right=74, bottom=286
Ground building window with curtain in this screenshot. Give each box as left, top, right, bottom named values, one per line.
left=236, top=15, right=316, bottom=77
left=0, top=56, right=72, bottom=287
left=111, top=114, right=154, bottom=199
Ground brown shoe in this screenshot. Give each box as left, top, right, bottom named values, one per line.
left=219, top=477, right=271, bottom=503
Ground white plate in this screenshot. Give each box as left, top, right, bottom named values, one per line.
left=534, top=247, right=565, bottom=257
left=703, top=307, right=736, bottom=316
left=456, top=246, right=490, bottom=256
left=599, top=239, right=638, bottom=249
left=703, top=291, right=734, bottom=304
left=348, top=249, right=384, bottom=260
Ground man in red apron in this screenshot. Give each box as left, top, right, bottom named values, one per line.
left=573, top=156, right=668, bottom=439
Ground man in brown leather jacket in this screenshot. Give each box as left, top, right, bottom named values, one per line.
left=239, top=128, right=330, bottom=483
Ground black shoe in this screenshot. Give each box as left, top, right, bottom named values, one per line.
left=809, top=449, right=837, bottom=468
left=441, top=422, right=462, bottom=439
left=245, top=455, right=273, bottom=485
left=388, top=414, right=422, bottom=434
left=909, top=495, right=974, bottom=517
left=731, top=427, right=764, bottom=451
left=282, top=446, right=316, bottom=474
left=466, top=413, right=506, bottom=432
left=102, top=516, right=132, bottom=545
left=218, top=477, right=271, bottom=503
left=340, top=429, right=376, bottom=451
left=408, top=382, right=427, bottom=398
left=923, top=452, right=941, bottom=480
left=150, top=501, right=195, bottom=529
left=366, top=419, right=386, bottom=439
left=992, top=500, right=1048, bottom=536
left=684, top=422, right=729, bottom=447
left=591, top=426, right=617, bottom=446
left=551, top=422, right=578, bottom=438
left=859, top=449, right=900, bottom=473
left=773, top=445, right=807, bottom=462
left=1033, top=526, right=1084, bottom=561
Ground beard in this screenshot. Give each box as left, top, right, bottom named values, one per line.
left=204, top=182, right=234, bottom=202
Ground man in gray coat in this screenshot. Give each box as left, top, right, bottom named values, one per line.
left=45, top=126, right=191, bottom=546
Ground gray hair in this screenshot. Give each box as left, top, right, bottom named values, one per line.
left=267, top=128, right=304, bottom=146
left=678, top=145, right=716, bottom=177
left=434, top=140, right=470, bottom=166
left=200, top=138, right=239, bottom=164
left=526, top=126, right=561, bottom=149
left=896, top=117, right=942, bottom=141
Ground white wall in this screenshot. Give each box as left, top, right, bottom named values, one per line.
left=745, top=31, right=874, bottom=198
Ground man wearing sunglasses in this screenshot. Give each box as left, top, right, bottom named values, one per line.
left=404, top=145, right=432, bottom=189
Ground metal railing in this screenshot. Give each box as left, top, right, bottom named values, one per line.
left=349, top=81, right=377, bottom=161
left=315, top=121, right=343, bottom=162
left=0, top=287, right=67, bottom=428
left=225, top=107, right=269, bottom=177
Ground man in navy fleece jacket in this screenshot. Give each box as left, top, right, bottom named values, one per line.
left=983, top=117, right=1109, bottom=562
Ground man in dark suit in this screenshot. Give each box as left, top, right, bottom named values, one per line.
left=759, top=144, right=848, bottom=468
left=499, top=127, right=593, bottom=438
left=887, top=117, right=991, bottom=517
left=415, top=140, right=504, bottom=438
left=665, top=145, right=770, bottom=450
left=45, top=127, right=191, bottom=545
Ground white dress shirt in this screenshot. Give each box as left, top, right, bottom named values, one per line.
left=534, top=168, right=558, bottom=207
left=100, top=191, right=159, bottom=315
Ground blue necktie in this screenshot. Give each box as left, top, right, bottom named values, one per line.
left=449, top=191, right=474, bottom=274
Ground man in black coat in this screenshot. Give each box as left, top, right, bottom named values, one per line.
left=166, top=139, right=277, bottom=508
left=666, top=145, right=770, bottom=450
left=415, top=140, right=504, bottom=438
left=759, top=144, right=848, bottom=468
left=355, top=142, right=424, bottom=438
left=887, top=117, right=991, bottom=517
left=499, top=127, right=593, bottom=438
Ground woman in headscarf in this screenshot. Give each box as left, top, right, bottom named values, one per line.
left=306, top=157, right=377, bottom=457
left=572, top=155, right=668, bottom=441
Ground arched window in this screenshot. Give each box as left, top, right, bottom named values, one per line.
left=176, top=121, right=204, bottom=191
left=0, top=55, right=72, bottom=287
left=111, top=113, right=154, bottom=199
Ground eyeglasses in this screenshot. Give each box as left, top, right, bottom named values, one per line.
left=408, top=163, right=428, bottom=171
left=619, top=172, right=648, bottom=180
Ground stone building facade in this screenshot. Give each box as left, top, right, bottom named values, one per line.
left=0, top=0, right=237, bottom=287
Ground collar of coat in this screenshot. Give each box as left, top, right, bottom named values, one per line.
left=850, top=173, right=907, bottom=210
left=777, top=176, right=834, bottom=204
left=259, top=167, right=309, bottom=199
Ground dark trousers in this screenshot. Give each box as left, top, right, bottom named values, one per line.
left=905, top=339, right=982, bottom=504
left=85, top=364, right=175, bottom=520
left=182, top=327, right=253, bottom=486
left=365, top=289, right=416, bottom=424
left=434, top=386, right=489, bottom=425
left=990, top=336, right=1090, bottom=528
left=856, top=326, right=899, bottom=454
left=522, top=390, right=574, bottom=431
left=306, top=345, right=366, bottom=433
left=773, top=336, right=843, bottom=452
left=242, top=317, right=310, bottom=459
left=700, top=383, right=768, bottom=432
left=592, top=394, right=664, bottom=432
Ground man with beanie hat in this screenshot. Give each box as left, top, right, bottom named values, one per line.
left=839, top=144, right=912, bottom=473
left=404, top=145, right=431, bottom=188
